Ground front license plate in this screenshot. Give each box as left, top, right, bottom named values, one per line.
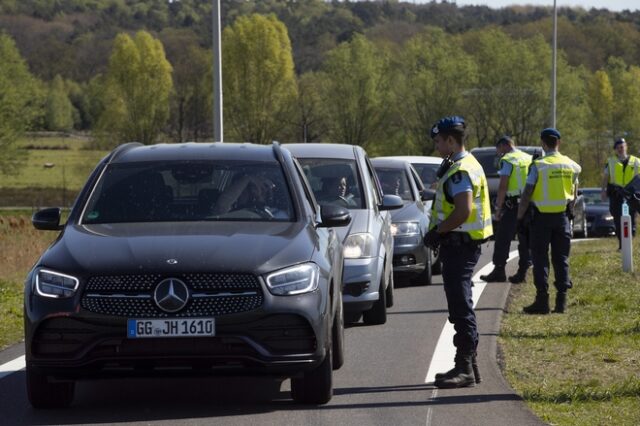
left=127, top=318, right=215, bottom=338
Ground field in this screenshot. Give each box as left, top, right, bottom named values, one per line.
left=500, top=237, right=640, bottom=426
left=0, top=135, right=108, bottom=207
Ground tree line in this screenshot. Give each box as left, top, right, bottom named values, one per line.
left=2, top=1, right=640, bottom=185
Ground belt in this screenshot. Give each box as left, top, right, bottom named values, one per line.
left=505, top=196, right=520, bottom=209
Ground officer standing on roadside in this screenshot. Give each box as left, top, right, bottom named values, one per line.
left=480, top=136, right=532, bottom=283
left=601, top=138, right=640, bottom=249
left=517, top=128, right=581, bottom=314
left=423, top=116, right=493, bottom=388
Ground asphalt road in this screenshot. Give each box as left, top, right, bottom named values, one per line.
left=0, top=241, right=544, bottom=426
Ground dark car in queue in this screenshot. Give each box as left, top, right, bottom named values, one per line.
left=580, top=187, right=615, bottom=237
left=25, top=142, right=351, bottom=408
left=285, top=143, right=402, bottom=326
left=371, top=158, right=434, bottom=286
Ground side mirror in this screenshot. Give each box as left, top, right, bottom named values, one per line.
left=380, top=194, right=403, bottom=211
left=319, top=204, right=351, bottom=228
left=421, top=189, right=436, bottom=202
left=32, top=208, right=63, bottom=231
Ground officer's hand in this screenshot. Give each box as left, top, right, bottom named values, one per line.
left=424, top=229, right=441, bottom=249
left=494, top=209, right=503, bottom=221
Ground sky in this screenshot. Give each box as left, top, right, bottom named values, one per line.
left=416, top=1, right=639, bottom=12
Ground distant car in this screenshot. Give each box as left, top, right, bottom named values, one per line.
left=372, top=158, right=434, bottom=286
left=469, top=146, right=544, bottom=212
left=375, top=155, right=442, bottom=273
left=580, top=187, right=615, bottom=237
left=25, top=142, right=350, bottom=407
left=286, top=143, right=402, bottom=325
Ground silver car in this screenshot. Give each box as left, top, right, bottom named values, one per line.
left=285, top=144, right=402, bottom=325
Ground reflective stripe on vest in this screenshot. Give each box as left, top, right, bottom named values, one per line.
left=531, top=154, right=582, bottom=213
left=608, top=155, right=640, bottom=187
left=500, top=150, right=532, bottom=196
left=430, top=154, right=493, bottom=240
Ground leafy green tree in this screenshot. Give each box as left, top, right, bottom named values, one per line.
left=318, top=34, right=391, bottom=148
left=586, top=69, right=614, bottom=177
left=0, top=33, right=43, bottom=175
left=45, top=75, right=74, bottom=132
left=96, top=30, right=173, bottom=146
left=606, top=57, right=640, bottom=143
left=295, top=71, right=328, bottom=143
left=394, top=27, right=477, bottom=155
left=222, top=14, right=298, bottom=143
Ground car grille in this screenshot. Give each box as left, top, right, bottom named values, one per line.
left=81, top=273, right=263, bottom=318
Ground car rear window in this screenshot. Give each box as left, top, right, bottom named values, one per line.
left=81, top=161, right=295, bottom=224
left=471, top=150, right=499, bottom=177
left=296, top=158, right=365, bottom=209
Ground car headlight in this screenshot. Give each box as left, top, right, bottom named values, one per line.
left=265, top=263, right=319, bottom=296
left=35, top=269, right=79, bottom=298
left=391, top=221, right=420, bottom=236
left=343, top=233, right=375, bottom=259
left=603, top=215, right=614, bottom=222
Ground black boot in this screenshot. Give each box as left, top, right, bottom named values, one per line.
left=508, top=268, right=527, bottom=284
left=553, top=292, right=567, bottom=313
left=523, top=293, right=550, bottom=314
left=480, top=266, right=506, bottom=282
left=435, top=353, right=475, bottom=389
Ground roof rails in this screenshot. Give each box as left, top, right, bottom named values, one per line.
left=108, top=142, right=144, bottom=163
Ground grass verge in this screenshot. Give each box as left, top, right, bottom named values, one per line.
left=500, top=236, right=640, bottom=426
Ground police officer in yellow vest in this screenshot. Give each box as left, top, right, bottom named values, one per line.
left=517, top=128, right=581, bottom=314
left=480, top=136, right=532, bottom=283
left=423, top=116, right=493, bottom=388
left=601, top=138, right=639, bottom=249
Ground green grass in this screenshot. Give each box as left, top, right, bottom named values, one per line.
left=500, top=237, right=640, bottom=426
left=0, top=279, right=24, bottom=349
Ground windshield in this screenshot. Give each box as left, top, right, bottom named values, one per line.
left=374, top=167, right=414, bottom=201
left=81, top=161, right=294, bottom=224
left=582, top=190, right=608, bottom=206
left=412, top=163, right=440, bottom=188
left=296, top=158, right=365, bottom=209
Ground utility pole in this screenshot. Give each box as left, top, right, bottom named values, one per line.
left=212, top=0, right=223, bottom=142
left=551, top=0, right=557, bottom=128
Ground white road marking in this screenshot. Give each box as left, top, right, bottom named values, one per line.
left=425, top=388, right=438, bottom=426
left=0, top=355, right=25, bottom=380
left=424, top=250, right=519, bottom=384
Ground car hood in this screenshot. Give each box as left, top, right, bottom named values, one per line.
left=585, top=204, right=610, bottom=216
left=39, top=221, right=315, bottom=276
left=333, top=209, right=369, bottom=242
left=389, top=202, right=426, bottom=223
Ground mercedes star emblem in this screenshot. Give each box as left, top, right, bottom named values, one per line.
left=154, top=278, right=189, bottom=313
left=166, top=259, right=178, bottom=265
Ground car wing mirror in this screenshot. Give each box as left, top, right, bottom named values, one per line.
left=380, top=194, right=403, bottom=211
left=32, top=207, right=63, bottom=231
left=421, top=189, right=436, bottom=202
left=319, top=204, right=351, bottom=228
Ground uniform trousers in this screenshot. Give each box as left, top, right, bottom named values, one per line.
left=440, top=242, right=481, bottom=353
left=610, top=192, right=637, bottom=247
left=492, top=202, right=531, bottom=271
left=530, top=210, right=572, bottom=295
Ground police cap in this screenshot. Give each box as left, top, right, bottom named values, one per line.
left=540, top=128, right=561, bottom=140
left=614, top=138, right=626, bottom=148
left=430, top=116, right=465, bottom=139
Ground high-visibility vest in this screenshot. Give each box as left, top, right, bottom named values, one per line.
left=431, top=154, right=493, bottom=240
left=531, top=153, right=582, bottom=213
left=499, top=149, right=532, bottom=196
left=607, top=155, right=640, bottom=187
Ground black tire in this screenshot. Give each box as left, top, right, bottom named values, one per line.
left=411, top=247, right=433, bottom=286
left=431, top=247, right=442, bottom=275
left=569, top=219, right=575, bottom=239
left=580, top=216, right=589, bottom=238
left=332, top=296, right=345, bottom=370
left=385, top=269, right=394, bottom=308
left=26, top=365, right=75, bottom=409
left=363, top=273, right=387, bottom=325
left=291, top=345, right=333, bottom=404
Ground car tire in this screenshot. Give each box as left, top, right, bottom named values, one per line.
left=291, top=344, right=333, bottom=404
left=27, top=365, right=75, bottom=409
left=411, top=247, right=432, bottom=286
left=363, top=273, right=387, bottom=325
left=580, top=216, right=588, bottom=238
left=385, top=268, right=394, bottom=308
left=332, top=296, right=345, bottom=370
left=431, top=247, right=442, bottom=275
left=569, top=219, right=575, bottom=238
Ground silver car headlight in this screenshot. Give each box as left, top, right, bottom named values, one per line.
left=35, top=269, right=79, bottom=298
left=343, top=233, right=375, bottom=259
left=265, top=263, right=319, bottom=296
left=391, top=221, right=420, bottom=237
left=603, top=215, right=614, bottom=222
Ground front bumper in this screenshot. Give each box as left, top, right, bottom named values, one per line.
left=341, top=256, right=382, bottom=313
left=391, top=234, right=427, bottom=273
